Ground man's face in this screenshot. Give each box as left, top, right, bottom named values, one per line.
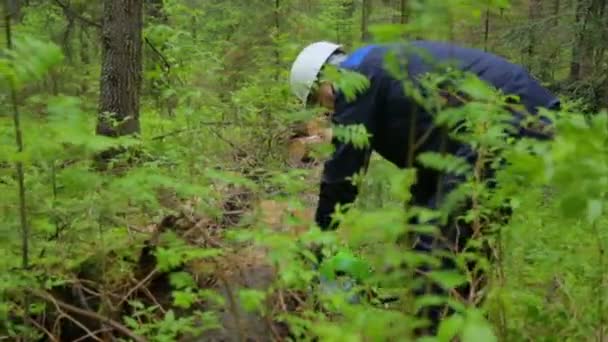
left=308, top=82, right=335, bottom=112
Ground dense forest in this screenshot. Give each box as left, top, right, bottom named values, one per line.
left=1, top=0, right=608, bottom=341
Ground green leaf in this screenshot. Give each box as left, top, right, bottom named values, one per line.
left=427, top=270, right=468, bottom=290
left=332, top=124, right=372, bottom=150
left=559, top=192, right=587, bottom=219
left=414, top=295, right=447, bottom=313
left=173, top=290, right=197, bottom=309
left=417, top=152, right=472, bottom=176
left=155, top=247, right=185, bottom=272
left=323, top=66, right=370, bottom=103
left=461, top=310, right=497, bottom=342
left=458, top=74, right=498, bottom=102
left=238, top=289, right=267, bottom=313
left=123, top=316, right=139, bottom=329
left=437, top=314, right=464, bottom=342
left=319, top=249, right=371, bottom=281
left=169, top=271, right=196, bottom=289
left=3, top=36, right=64, bottom=90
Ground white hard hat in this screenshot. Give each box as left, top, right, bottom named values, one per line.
left=289, top=41, right=343, bottom=104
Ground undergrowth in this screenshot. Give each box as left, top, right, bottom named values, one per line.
left=2, top=1, right=607, bottom=341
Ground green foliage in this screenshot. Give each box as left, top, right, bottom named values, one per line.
left=2, top=0, right=608, bottom=341
left=1, top=36, right=63, bottom=90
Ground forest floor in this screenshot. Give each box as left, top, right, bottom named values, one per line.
left=34, top=119, right=330, bottom=342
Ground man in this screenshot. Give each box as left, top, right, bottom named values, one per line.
left=289, top=40, right=560, bottom=331
left=290, top=40, right=558, bottom=230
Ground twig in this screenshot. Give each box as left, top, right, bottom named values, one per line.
left=144, top=37, right=171, bottom=72
left=27, top=317, right=59, bottom=342
left=265, top=301, right=282, bottom=342
left=209, top=129, right=251, bottom=162
left=31, top=290, right=147, bottom=342
left=75, top=285, right=93, bottom=311
left=150, top=121, right=236, bottom=141
left=286, top=290, right=306, bottom=307
left=117, top=268, right=159, bottom=307
left=57, top=313, right=104, bottom=342
left=52, top=0, right=101, bottom=28
left=277, top=290, right=287, bottom=311
left=140, top=287, right=167, bottom=314
left=72, top=328, right=114, bottom=342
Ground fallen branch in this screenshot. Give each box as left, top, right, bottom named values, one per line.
left=30, top=290, right=147, bottom=342
left=27, top=317, right=59, bottom=342
left=150, top=121, right=236, bottom=141
left=117, top=268, right=159, bottom=307
left=140, top=287, right=167, bottom=314
left=56, top=313, right=103, bottom=342
left=72, top=327, right=114, bottom=342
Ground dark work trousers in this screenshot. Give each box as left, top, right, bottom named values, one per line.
left=406, top=144, right=499, bottom=335
left=408, top=154, right=510, bottom=336
left=409, top=101, right=558, bottom=335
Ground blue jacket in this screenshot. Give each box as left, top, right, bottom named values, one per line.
left=315, top=40, right=560, bottom=230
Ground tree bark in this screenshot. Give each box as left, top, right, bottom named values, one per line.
left=361, top=0, right=371, bottom=41
left=400, top=0, right=407, bottom=24
left=145, top=0, right=167, bottom=23
left=6, top=0, right=21, bottom=22
left=569, top=0, right=606, bottom=80
left=527, top=0, right=542, bottom=71
left=483, top=9, right=490, bottom=51
left=61, top=7, right=75, bottom=63
left=274, top=0, right=280, bottom=80
left=96, top=0, right=143, bottom=138
left=548, top=0, right=561, bottom=79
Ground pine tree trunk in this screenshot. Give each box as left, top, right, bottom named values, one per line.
left=483, top=9, right=490, bottom=51
left=400, top=0, right=407, bottom=24
left=274, top=0, right=280, bottom=80
left=527, top=0, right=542, bottom=72
left=570, top=0, right=585, bottom=80
left=145, top=0, right=166, bottom=22
left=361, top=0, right=371, bottom=41
left=549, top=0, right=561, bottom=79
left=6, top=0, right=21, bottom=22
left=96, top=0, right=143, bottom=138
left=570, top=0, right=604, bottom=80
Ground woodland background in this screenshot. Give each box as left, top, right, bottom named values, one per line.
left=1, top=0, right=608, bottom=341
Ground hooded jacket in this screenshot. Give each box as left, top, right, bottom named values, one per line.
left=315, top=40, right=560, bottom=230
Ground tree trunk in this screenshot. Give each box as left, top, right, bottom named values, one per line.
left=570, top=0, right=585, bottom=80
left=145, top=0, right=167, bottom=23
left=552, top=0, right=561, bottom=27
left=361, top=0, right=371, bottom=41
left=339, top=0, right=355, bottom=46
left=527, top=0, right=542, bottom=72
left=6, top=0, right=21, bottom=22
left=569, top=0, right=605, bottom=80
left=96, top=0, right=143, bottom=138
left=549, top=0, right=561, bottom=79
left=274, top=0, right=280, bottom=80
left=483, top=9, right=490, bottom=51
left=61, top=9, right=75, bottom=63
left=400, top=0, right=407, bottom=24
left=79, top=23, right=90, bottom=96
